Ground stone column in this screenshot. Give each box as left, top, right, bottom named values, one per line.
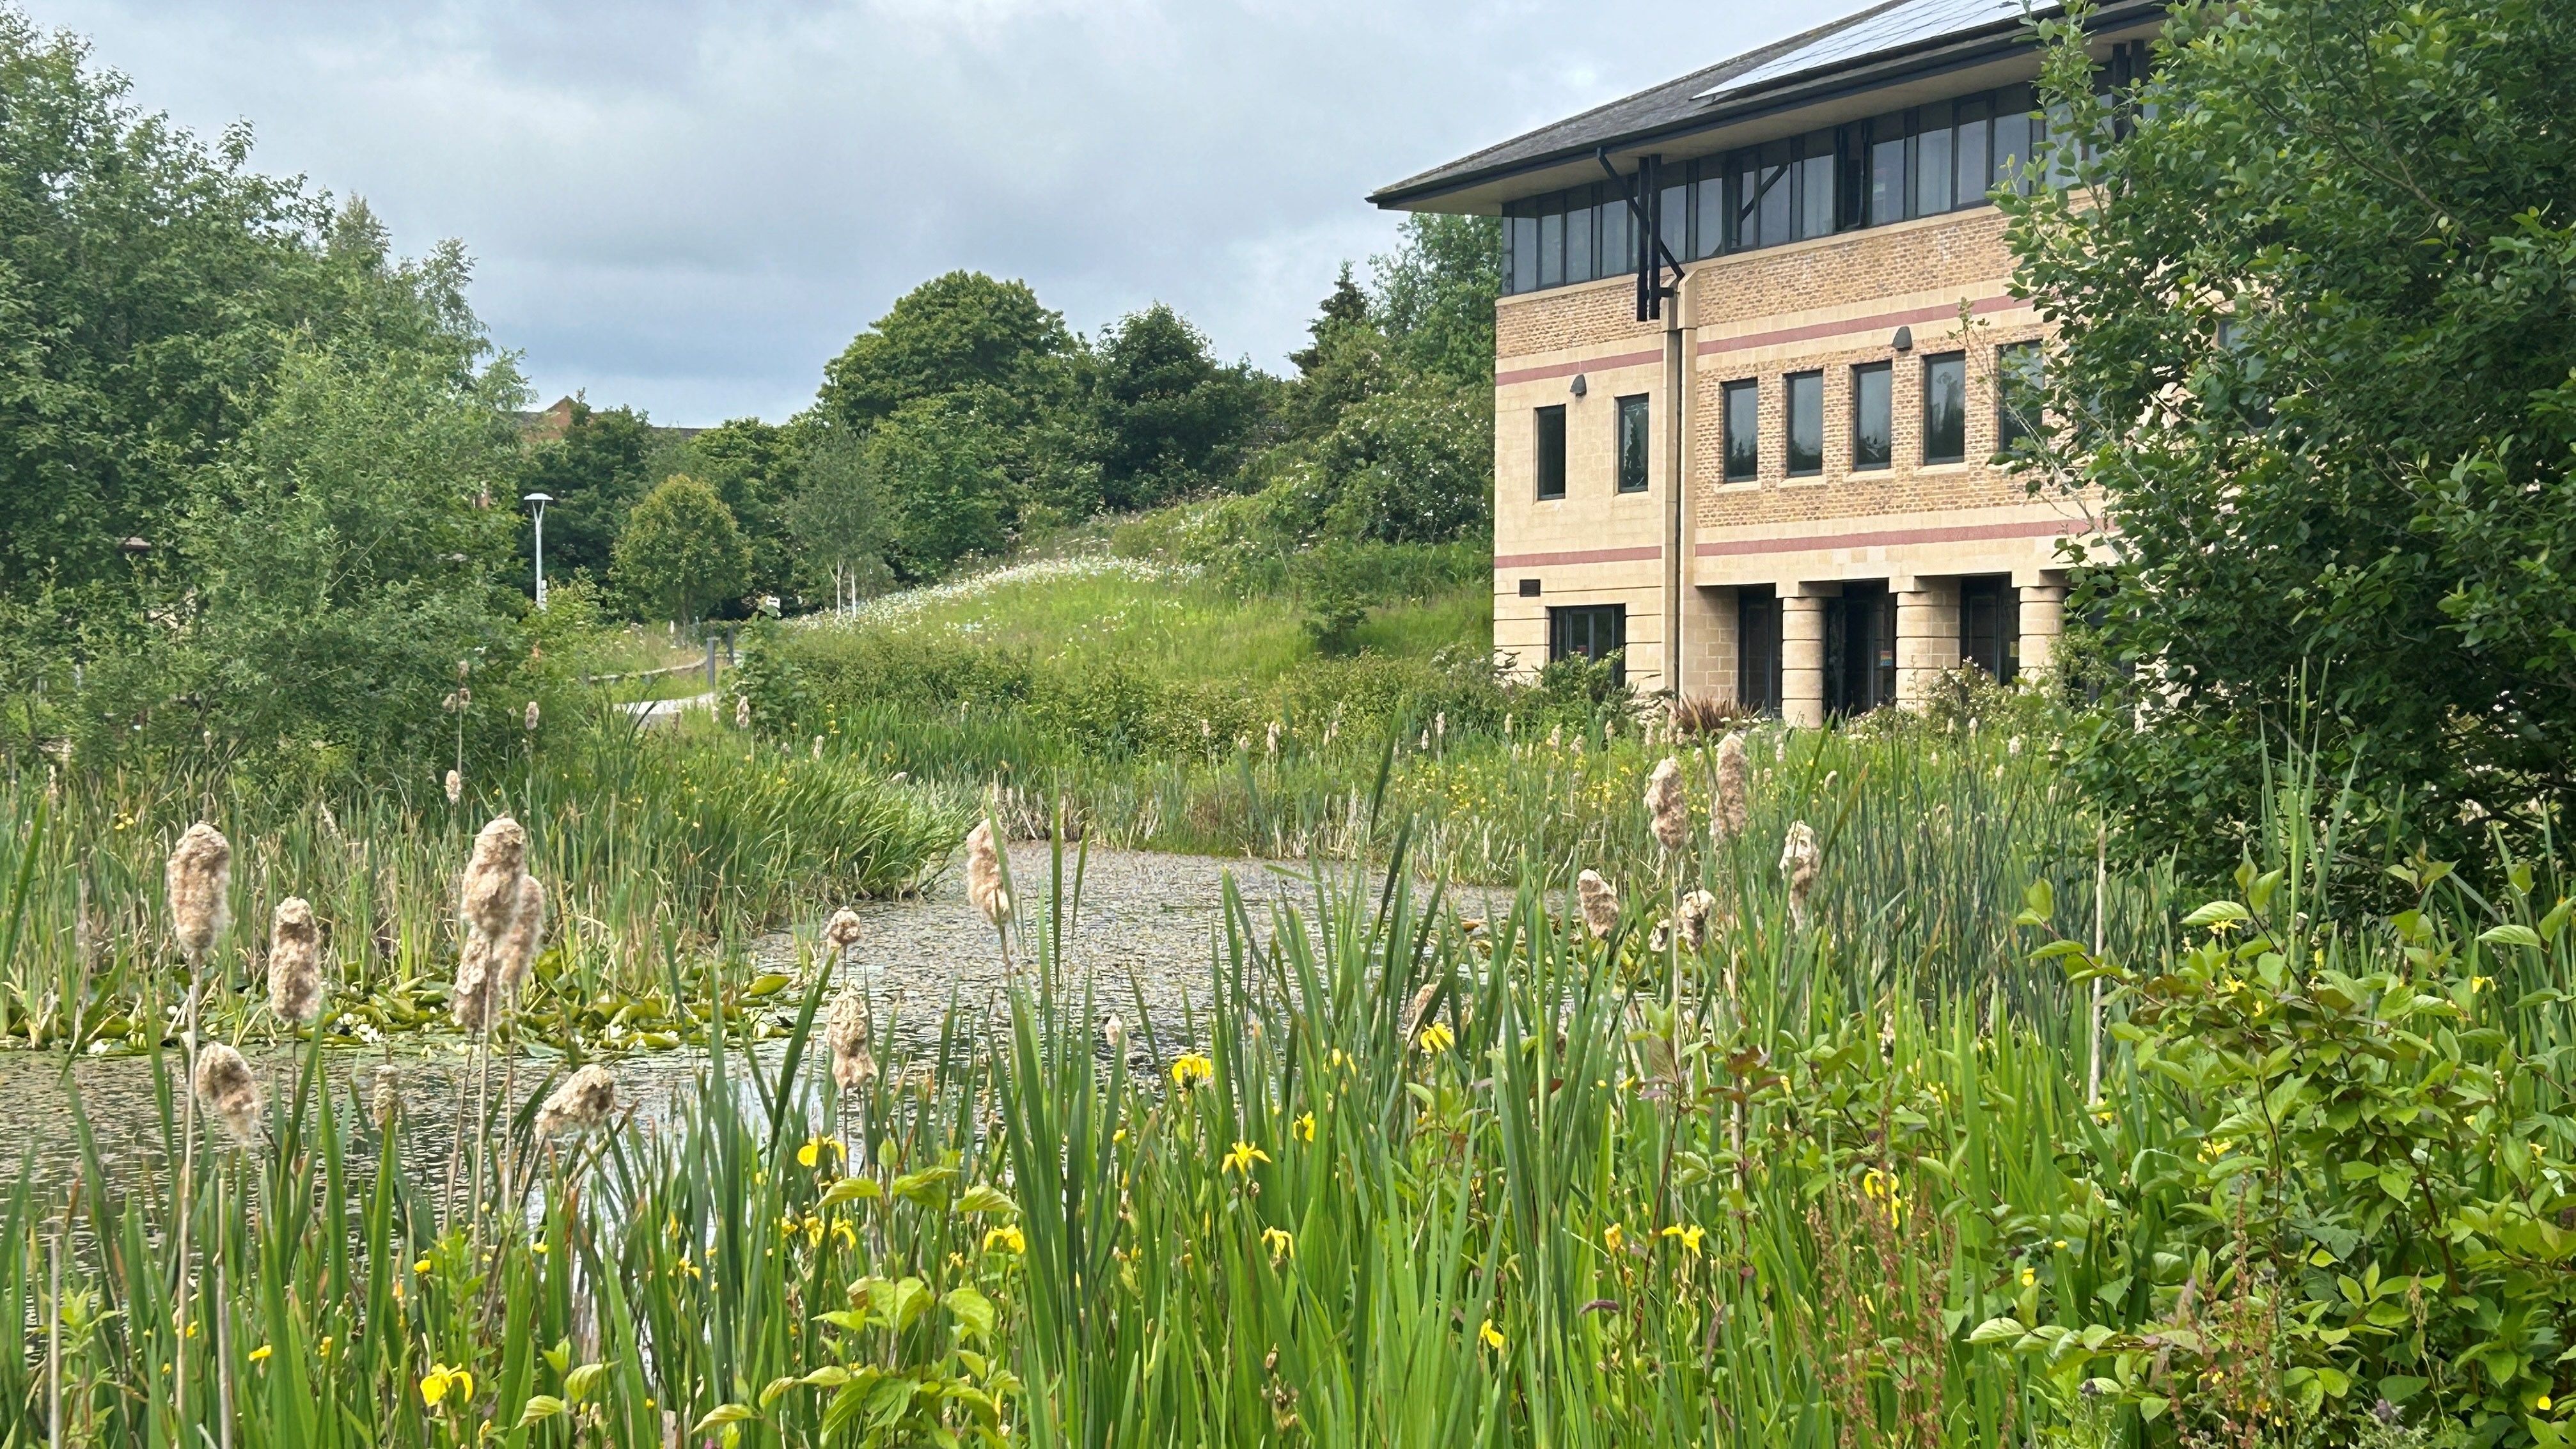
left=2018, top=581, right=2069, bottom=679
left=1681, top=585, right=1736, bottom=704
left=1896, top=579, right=1962, bottom=708
left=1780, top=587, right=1830, bottom=728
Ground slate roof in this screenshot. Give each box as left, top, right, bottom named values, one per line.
left=1370, top=0, right=2156, bottom=212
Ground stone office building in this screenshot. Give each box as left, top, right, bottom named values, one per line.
left=1372, top=0, right=2156, bottom=724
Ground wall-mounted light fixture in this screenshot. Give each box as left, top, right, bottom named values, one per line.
left=1891, top=326, right=1913, bottom=353
left=1569, top=373, right=1589, bottom=398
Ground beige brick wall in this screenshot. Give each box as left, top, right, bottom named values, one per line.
left=1489, top=205, right=2100, bottom=700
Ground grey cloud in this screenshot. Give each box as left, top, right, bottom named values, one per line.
left=37, top=0, right=1847, bottom=425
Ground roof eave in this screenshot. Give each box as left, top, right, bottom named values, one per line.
left=1369, top=0, right=2162, bottom=214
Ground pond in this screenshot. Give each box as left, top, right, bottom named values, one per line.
left=0, top=847, right=1428, bottom=1187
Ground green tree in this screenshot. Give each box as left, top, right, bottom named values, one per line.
left=1370, top=213, right=1500, bottom=389
left=672, top=415, right=807, bottom=602
left=612, top=474, right=751, bottom=625
left=866, top=396, right=1010, bottom=578
left=817, top=271, right=1079, bottom=431
left=74, top=343, right=528, bottom=779
left=1092, top=302, right=1268, bottom=510
left=522, top=400, right=662, bottom=584
left=2006, top=0, right=2576, bottom=876
left=785, top=428, right=893, bottom=613
left=0, top=15, right=485, bottom=651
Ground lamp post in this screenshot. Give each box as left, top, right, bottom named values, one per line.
left=522, top=493, right=554, bottom=609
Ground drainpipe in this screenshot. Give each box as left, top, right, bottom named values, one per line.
left=1664, top=277, right=1689, bottom=702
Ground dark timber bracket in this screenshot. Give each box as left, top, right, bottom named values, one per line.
left=1599, top=148, right=1687, bottom=323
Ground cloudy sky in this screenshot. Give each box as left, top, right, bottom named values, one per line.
left=36, top=0, right=1851, bottom=427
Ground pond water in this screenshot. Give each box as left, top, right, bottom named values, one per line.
left=0, top=847, right=1429, bottom=1187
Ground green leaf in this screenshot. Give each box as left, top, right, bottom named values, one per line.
left=822, top=1177, right=884, bottom=1207
left=516, top=1395, right=567, bottom=1426
left=1967, top=1317, right=2027, bottom=1345
left=954, top=1184, right=1017, bottom=1216
left=2479, top=923, right=2545, bottom=950
left=692, top=1404, right=756, bottom=1434
left=2378, top=1375, right=2428, bottom=1404
left=944, top=1285, right=997, bottom=1341
left=2182, top=900, right=2250, bottom=930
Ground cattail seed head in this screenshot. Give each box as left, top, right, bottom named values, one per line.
left=1576, top=870, right=1619, bottom=939
left=1779, top=821, right=1822, bottom=927
left=812, top=734, right=824, bottom=759
left=266, top=897, right=324, bottom=1023
left=368, top=1064, right=401, bottom=1129
left=443, top=769, right=462, bottom=806
left=193, top=1042, right=261, bottom=1146
left=536, top=1064, right=617, bottom=1140
left=1677, top=889, right=1717, bottom=952
left=821, top=908, right=863, bottom=956
left=524, top=700, right=540, bottom=732
left=826, top=987, right=876, bottom=1092
left=451, top=929, right=497, bottom=1031
left=491, top=874, right=547, bottom=1002
left=1401, top=979, right=1439, bottom=1040
left=734, top=696, right=751, bottom=730
left=964, top=822, right=1010, bottom=930
left=166, top=822, right=232, bottom=961
left=459, top=816, right=528, bottom=939
left=1712, top=733, right=1750, bottom=844
left=1644, top=757, right=1688, bottom=853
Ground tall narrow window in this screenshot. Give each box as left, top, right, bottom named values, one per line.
left=1913, top=101, right=1954, bottom=215
left=1660, top=174, right=1690, bottom=263
left=1737, top=588, right=1782, bottom=714
left=1992, top=84, right=2035, bottom=192
left=1722, top=379, right=1760, bottom=482
left=1756, top=140, right=1793, bottom=248
left=1869, top=114, right=1908, bottom=225
left=1565, top=188, right=1595, bottom=283
left=1534, top=405, right=1567, bottom=500
left=1797, top=130, right=1835, bottom=239
left=1995, top=341, right=2044, bottom=453
left=1537, top=203, right=1564, bottom=290
left=1786, top=372, right=1824, bottom=476
left=1693, top=163, right=1727, bottom=259
left=1922, top=352, right=1967, bottom=464
left=1954, top=94, right=1992, bottom=205
left=1851, top=362, right=1893, bottom=470
left=1600, top=184, right=1633, bottom=277
left=1615, top=395, right=1651, bottom=494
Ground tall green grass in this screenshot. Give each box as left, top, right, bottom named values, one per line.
left=0, top=706, right=957, bottom=1052
left=10, top=760, right=2559, bottom=1445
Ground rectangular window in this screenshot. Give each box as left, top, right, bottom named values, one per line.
left=1851, top=361, right=1892, bottom=470
left=1797, top=132, right=1835, bottom=239
left=1549, top=604, right=1626, bottom=685
left=1505, top=210, right=1534, bottom=295
left=1786, top=371, right=1824, bottom=476
left=1566, top=189, right=1595, bottom=284
left=1958, top=576, right=2020, bottom=684
left=1869, top=114, right=1908, bottom=226
left=1995, top=341, right=2043, bottom=453
left=1922, top=352, right=1967, bottom=464
left=1660, top=175, right=1690, bottom=264
left=1616, top=395, right=1651, bottom=494
left=1733, top=154, right=1759, bottom=252
left=1534, top=405, right=1567, bottom=500
left=1954, top=94, right=1991, bottom=205
left=1737, top=588, right=1782, bottom=714
left=1537, top=203, right=1564, bottom=290
left=1756, top=140, right=1793, bottom=248
left=1914, top=101, right=1954, bottom=215
left=1722, top=379, right=1760, bottom=482
left=1693, top=163, right=1727, bottom=259
left=1993, top=84, right=2034, bottom=192
left=1600, top=184, right=1633, bottom=278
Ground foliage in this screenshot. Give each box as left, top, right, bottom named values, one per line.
left=63, top=344, right=530, bottom=783
left=2005, top=0, right=2576, bottom=876
left=612, top=474, right=751, bottom=625
left=1990, top=771, right=2576, bottom=1446
left=781, top=428, right=895, bottom=613
left=863, top=396, right=1014, bottom=578
left=1370, top=212, right=1502, bottom=389
left=1090, top=302, right=1270, bottom=512
left=520, top=401, right=666, bottom=586
left=669, top=415, right=810, bottom=604
left=816, top=270, right=1080, bottom=433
